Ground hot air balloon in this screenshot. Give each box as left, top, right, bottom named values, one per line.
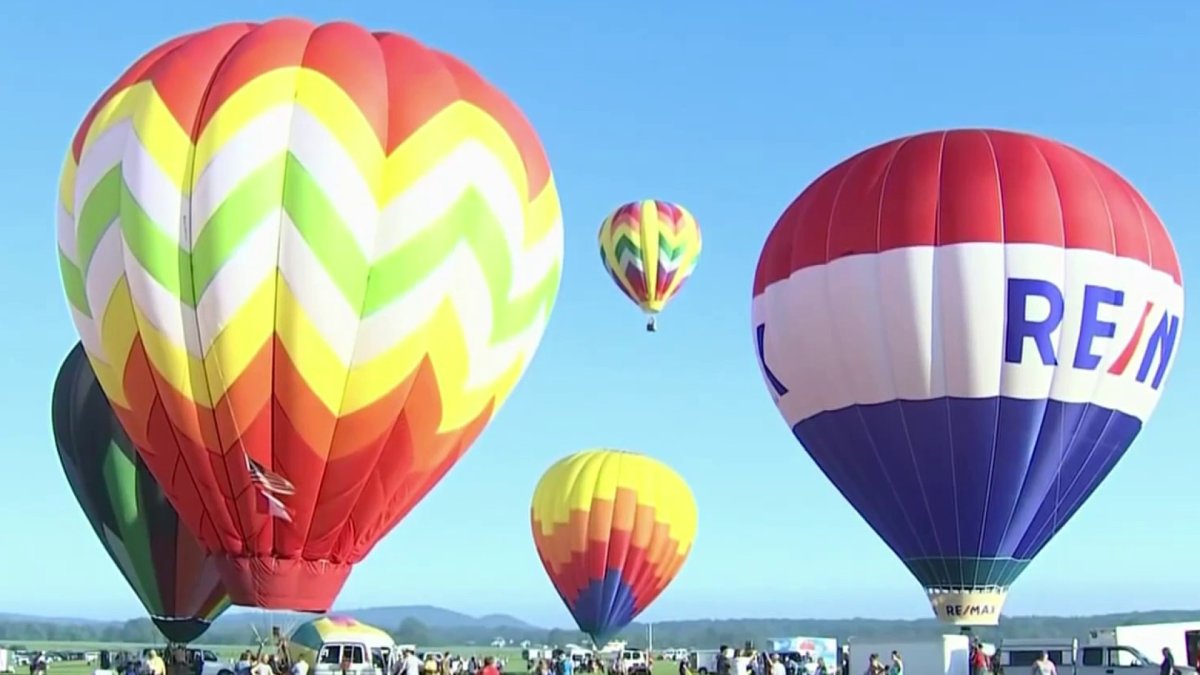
left=531, top=450, right=697, bottom=643
left=752, top=129, right=1184, bottom=626
left=56, top=18, right=562, bottom=611
left=52, top=343, right=231, bottom=643
left=598, top=200, right=701, bottom=331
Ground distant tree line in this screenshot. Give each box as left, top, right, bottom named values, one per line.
left=2, top=610, right=1199, bottom=650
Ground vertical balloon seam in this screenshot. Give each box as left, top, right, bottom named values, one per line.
left=140, top=26, right=238, bottom=555
left=802, top=161, right=898, bottom=564
left=282, top=30, right=337, bottom=563
left=622, top=465, right=668, bottom=626
left=602, top=209, right=640, bottom=308
left=117, top=29, right=249, bottom=562
left=188, top=27, right=261, bottom=557
left=259, top=35, right=306, bottom=556
left=979, top=138, right=1044, bottom=591
left=599, top=451, right=630, bottom=642
left=640, top=199, right=660, bottom=311
left=868, top=136, right=956, bottom=590
left=831, top=151, right=937, bottom=572
left=1008, top=150, right=1126, bottom=564
left=586, top=451, right=615, bottom=642
left=592, top=451, right=628, bottom=643
left=613, top=451, right=639, bottom=638
left=965, top=132, right=1005, bottom=592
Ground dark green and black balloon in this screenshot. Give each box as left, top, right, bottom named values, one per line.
left=52, top=343, right=230, bottom=644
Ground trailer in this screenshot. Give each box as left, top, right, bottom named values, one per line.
left=1086, top=622, right=1200, bottom=668
left=847, top=635, right=969, bottom=675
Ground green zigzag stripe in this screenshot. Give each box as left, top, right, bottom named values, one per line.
left=71, top=153, right=560, bottom=343
left=658, top=235, right=686, bottom=261
left=612, top=235, right=641, bottom=261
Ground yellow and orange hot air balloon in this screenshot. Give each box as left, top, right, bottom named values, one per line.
left=56, top=19, right=562, bottom=611
left=598, top=200, right=701, bottom=331
left=530, top=449, right=697, bottom=643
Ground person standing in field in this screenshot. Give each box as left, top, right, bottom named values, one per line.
left=290, top=656, right=309, bottom=675
left=145, top=651, right=165, bottom=675
left=480, top=658, right=499, bottom=675
left=769, top=654, right=785, bottom=675
left=1031, top=652, right=1056, bottom=675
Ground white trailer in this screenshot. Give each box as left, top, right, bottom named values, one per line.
left=1086, top=622, right=1200, bottom=668
left=847, top=635, right=970, bottom=675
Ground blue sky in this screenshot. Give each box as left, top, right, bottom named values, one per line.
left=2, top=1, right=1198, bottom=627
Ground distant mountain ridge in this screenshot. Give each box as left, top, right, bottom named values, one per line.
left=0, top=614, right=109, bottom=626
left=213, top=606, right=536, bottom=630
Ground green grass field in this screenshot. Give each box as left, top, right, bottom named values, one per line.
left=8, top=646, right=682, bottom=675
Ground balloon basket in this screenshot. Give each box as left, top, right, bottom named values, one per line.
left=646, top=317, right=657, bottom=332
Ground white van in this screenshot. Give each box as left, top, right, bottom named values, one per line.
left=1000, top=638, right=1195, bottom=675
left=621, top=650, right=648, bottom=675
left=690, top=650, right=719, bottom=675
left=290, top=618, right=397, bottom=675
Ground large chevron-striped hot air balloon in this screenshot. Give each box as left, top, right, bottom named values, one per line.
left=752, top=129, right=1183, bottom=626
left=598, top=200, right=701, bottom=331
left=531, top=450, right=697, bottom=643
left=52, top=343, right=230, bottom=644
left=56, top=19, right=563, bottom=612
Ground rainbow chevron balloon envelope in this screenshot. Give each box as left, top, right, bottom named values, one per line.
left=56, top=19, right=563, bottom=612
left=598, top=200, right=701, bottom=331
left=531, top=450, right=697, bottom=643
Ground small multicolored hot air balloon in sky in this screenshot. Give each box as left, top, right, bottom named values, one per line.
left=531, top=449, right=697, bottom=643
left=598, top=200, right=701, bottom=331
left=752, top=129, right=1183, bottom=626
left=57, top=18, right=562, bottom=611
left=52, top=343, right=230, bottom=644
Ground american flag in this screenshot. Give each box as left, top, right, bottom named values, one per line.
left=245, top=452, right=296, bottom=522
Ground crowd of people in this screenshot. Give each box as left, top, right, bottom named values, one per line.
left=392, top=650, right=506, bottom=675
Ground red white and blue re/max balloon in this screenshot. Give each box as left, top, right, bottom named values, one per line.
left=752, top=129, right=1183, bottom=626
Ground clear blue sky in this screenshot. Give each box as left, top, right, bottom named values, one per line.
left=2, top=1, right=1197, bottom=627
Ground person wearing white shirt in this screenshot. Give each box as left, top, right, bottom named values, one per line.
left=290, top=661, right=309, bottom=675
left=769, top=655, right=785, bottom=675
left=403, top=651, right=421, bottom=675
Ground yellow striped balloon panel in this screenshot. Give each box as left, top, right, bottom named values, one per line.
left=56, top=19, right=562, bottom=611
left=530, top=450, right=697, bottom=643
left=598, top=200, right=702, bottom=316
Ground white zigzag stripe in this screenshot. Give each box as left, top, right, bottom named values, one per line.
left=615, top=249, right=643, bottom=272
left=81, top=224, right=126, bottom=363
left=122, top=126, right=185, bottom=251
left=109, top=207, right=552, bottom=393
left=95, top=102, right=540, bottom=293
left=71, top=120, right=132, bottom=258
left=88, top=145, right=558, bottom=348
left=71, top=304, right=102, bottom=367
left=658, top=253, right=684, bottom=273
left=194, top=209, right=289, bottom=354
left=57, top=202, right=78, bottom=265
left=68, top=106, right=562, bottom=389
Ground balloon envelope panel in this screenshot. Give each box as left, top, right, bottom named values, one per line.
left=752, top=130, right=1182, bottom=600
left=57, top=19, right=562, bottom=611
left=531, top=450, right=697, bottom=643
left=290, top=615, right=392, bottom=653
left=52, top=343, right=231, bottom=643
left=598, top=200, right=701, bottom=314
